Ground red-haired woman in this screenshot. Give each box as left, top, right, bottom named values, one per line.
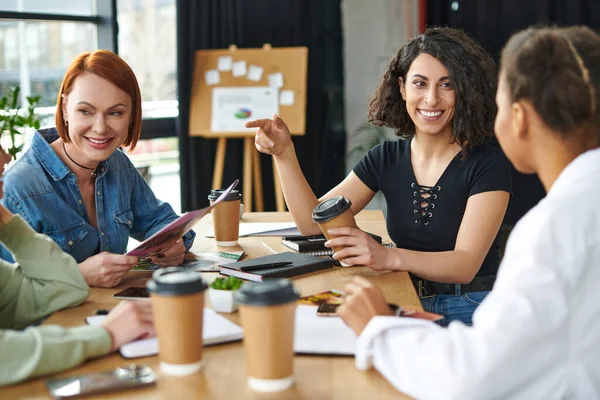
left=0, top=50, right=195, bottom=287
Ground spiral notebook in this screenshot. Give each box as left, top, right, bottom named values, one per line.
left=281, top=235, right=334, bottom=256
left=281, top=233, right=388, bottom=256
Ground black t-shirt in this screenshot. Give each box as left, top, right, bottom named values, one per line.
left=353, top=139, right=512, bottom=277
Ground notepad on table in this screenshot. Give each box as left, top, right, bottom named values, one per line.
left=281, top=235, right=332, bottom=255
left=219, top=252, right=333, bottom=282
left=86, top=308, right=243, bottom=358
left=281, top=233, right=386, bottom=256
left=293, top=305, right=356, bottom=356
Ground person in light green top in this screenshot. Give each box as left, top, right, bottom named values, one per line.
left=0, top=144, right=154, bottom=387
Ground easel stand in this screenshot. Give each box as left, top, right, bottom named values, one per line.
left=211, top=136, right=284, bottom=212
left=189, top=44, right=308, bottom=212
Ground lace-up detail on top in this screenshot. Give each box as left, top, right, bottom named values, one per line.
left=412, top=182, right=441, bottom=225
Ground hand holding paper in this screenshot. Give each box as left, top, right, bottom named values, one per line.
left=127, top=180, right=239, bottom=259
left=150, top=238, right=186, bottom=266
left=79, top=252, right=139, bottom=288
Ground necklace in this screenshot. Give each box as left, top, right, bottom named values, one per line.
left=62, top=142, right=99, bottom=178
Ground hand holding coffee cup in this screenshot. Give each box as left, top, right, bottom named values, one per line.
left=312, top=196, right=358, bottom=267
left=208, top=189, right=242, bottom=246
left=234, top=279, right=299, bottom=392
left=146, top=267, right=207, bottom=376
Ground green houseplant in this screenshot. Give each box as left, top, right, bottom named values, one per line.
left=0, top=86, right=41, bottom=160
left=209, top=276, right=244, bottom=313
left=347, top=122, right=396, bottom=212
left=346, top=122, right=389, bottom=169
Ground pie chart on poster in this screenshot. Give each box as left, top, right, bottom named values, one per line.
left=234, top=108, right=252, bottom=119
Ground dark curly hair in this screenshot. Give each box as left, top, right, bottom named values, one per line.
left=368, top=27, right=497, bottom=152
left=500, top=26, right=600, bottom=141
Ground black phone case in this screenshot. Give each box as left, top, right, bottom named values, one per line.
left=113, top=287, right=149, bottom=299
left=317, top=303, right=340, bottom=314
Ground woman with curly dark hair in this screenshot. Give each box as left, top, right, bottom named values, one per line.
left=246, top=27, right=511, bottom=325
left=336, top=25, right=600, bottom=399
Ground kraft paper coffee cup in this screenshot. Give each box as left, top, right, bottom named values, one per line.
left=208, top=189, right=242, bottom=247
left=312, top=196, right=357, bottom=267
left=234, top=279, right=299, bottom=392
left=147, top=267, right=207, bottom=376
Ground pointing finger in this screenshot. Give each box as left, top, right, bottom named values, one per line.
left=245, top=118, right=272, bottom=129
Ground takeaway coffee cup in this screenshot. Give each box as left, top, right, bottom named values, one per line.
left=312, top=196, right=357, bottom=266
left=146, top=267, right=207, bottom=376
left=208, top=189, right=243, bottom=246
left=234, top=279, right=299, bottom=392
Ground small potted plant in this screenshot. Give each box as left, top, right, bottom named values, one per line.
left=208, top=276, right=244, bottom=313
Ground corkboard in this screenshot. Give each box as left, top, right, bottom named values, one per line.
left=189, top=45, right=308, bottom=138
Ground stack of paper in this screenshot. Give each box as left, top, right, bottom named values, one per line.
left=206, top=222, right=300, bottom=237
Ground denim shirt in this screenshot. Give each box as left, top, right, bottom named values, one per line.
left=0, top=128, right=195, bottom=263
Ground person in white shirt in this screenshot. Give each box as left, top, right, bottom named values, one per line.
left=337, top=25, right=600, bottom=400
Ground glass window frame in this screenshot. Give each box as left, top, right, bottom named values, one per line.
left=0, top=1, right=176, bottom=140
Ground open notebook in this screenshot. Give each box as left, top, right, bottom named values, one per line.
left=86, top=308, right=243, bottom=358
left=293, top=305, right=356, bottom=356
left=88, top=305, right=355, bottom=358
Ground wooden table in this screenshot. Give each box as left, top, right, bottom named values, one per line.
left=4, top=211, right=419, bottom=399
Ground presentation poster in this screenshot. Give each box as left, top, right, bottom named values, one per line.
left=211, top=86, right=279, bottom=132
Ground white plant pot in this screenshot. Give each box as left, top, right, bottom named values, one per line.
left=208, top=288, right=239, bottom=313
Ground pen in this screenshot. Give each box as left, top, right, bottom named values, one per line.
left=240, top=261, right=293, bottom=271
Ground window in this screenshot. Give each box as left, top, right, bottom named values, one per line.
left=0, top=1, right=108, bottom=154
left=117, top=0, right=178, bottom=119
left=118, top=0, right=180, bottom=212
left=0, top=20, right=97, bottom=108
left=0, top=0, right=94, bottom=16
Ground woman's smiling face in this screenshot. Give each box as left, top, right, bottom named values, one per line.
left=399, top=53, right=456, bottom=137
left=62, top=72, right=132, bottom=165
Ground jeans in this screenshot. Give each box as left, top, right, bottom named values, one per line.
left=420, top=291, right=489, bottom=327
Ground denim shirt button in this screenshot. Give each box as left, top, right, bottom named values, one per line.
left=78, top=200, right=82, bottom=204
left=97, top=191, right=100, bottom=196
left=101, top=232, right=105, bottom=236
left=68, top=240, right=73, bottom=246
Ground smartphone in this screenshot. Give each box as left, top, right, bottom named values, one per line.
left=46, top=365, right=156, bottom=398
left=316, top=302, right=340, bottom=316
left=113, top=287, right=149, bottom=300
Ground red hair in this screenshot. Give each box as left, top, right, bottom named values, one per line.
left=55, top=50, right=142, bottom=150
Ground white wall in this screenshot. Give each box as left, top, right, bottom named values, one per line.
left=342, top=0, right=418, bottom=170
left=341, top=0, right=418, bottom=211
